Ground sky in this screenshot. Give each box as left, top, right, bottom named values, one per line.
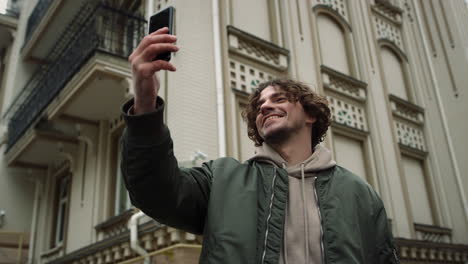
left=0, top=0, right=7, bottom=14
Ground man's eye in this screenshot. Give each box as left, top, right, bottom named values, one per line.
left=277, top=97, right=287, bottom=102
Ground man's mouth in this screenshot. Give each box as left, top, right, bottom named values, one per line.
left=263, top=114, right=284, bottom=126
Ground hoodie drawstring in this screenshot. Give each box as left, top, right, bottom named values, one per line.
left=281, top=163, right=289, bottom=264
left=300, top=163, right=309, bottom=264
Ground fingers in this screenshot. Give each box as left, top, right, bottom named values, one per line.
left=133, top=60, right=176, bottom=78
left=130, top=33, right=177, bottom=62
left=150, top=27, right=169, bottom=36
left=141, top=43, right=179, bottom=61
left=129, top=27, right=179, bottom=79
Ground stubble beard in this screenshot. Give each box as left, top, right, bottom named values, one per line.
left=262, top=123, right=301, bottom=146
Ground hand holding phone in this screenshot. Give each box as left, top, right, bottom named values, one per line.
left=127, top=6, right=178, bottom=115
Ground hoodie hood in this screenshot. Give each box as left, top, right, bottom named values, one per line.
left=250, top=143, right=336, bottom=176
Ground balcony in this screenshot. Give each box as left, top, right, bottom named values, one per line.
left=396, top=238, right=468, bottom=263
left=22, top=0, right=81, bottom=61
left=5, top=1, right=145, bottom=167
left=45, top=221, right=201, bottom=264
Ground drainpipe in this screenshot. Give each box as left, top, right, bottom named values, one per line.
left=413, top=2, right=468, bottom=225
left=128, top=211, right=150, bottom=264
left=212, top=0, right=227, bottom=157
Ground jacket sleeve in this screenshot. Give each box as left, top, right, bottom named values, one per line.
left=120, top=97, right=212, bottom=235
left=374, top=199, right=400, bottom=264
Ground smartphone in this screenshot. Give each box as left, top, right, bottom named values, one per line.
left=148, top=6, right=175, bottom=61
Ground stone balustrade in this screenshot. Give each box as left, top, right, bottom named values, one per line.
left=46, top=221, right=201, bottom=264
left=396, top=238, right=468, bottom=263
left=414, top=223, right=452, bottom=244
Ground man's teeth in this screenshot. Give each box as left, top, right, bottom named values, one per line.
left=266, top=116, right=282, bottom=121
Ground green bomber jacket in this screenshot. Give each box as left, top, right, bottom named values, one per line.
left=121, top=98, right=399, bottom=264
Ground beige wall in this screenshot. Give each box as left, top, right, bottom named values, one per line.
left=0, top=0, right=467, bottom=261
left=0, top=144, right=36, bottom=232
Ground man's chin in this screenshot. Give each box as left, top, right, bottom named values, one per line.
left=262, top=127, right=292, bottom=145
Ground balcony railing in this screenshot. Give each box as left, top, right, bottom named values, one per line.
left=396, top=238, right=468, bottom=263
left=24, top=0, right=54, bottom=45
left=414, top=223, right=452, bottom=243
left=6, top=1, right=146, bottom=151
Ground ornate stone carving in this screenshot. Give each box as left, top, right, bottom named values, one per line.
left=321, top=66, right=368, bottom=132
left=227, top=26, right=289, bottom=71
left=46, top=221, right=201, bottom=264
left=373, top=0, right=403, bottom=23
left=396, top=238, right=468, bottom=263
left=315, top=0, right=349, bottom=21
left=374, top=14, right=404, bottom=50
left=328, top=96, right=368, bottom=131
left=389, top=95, right=426, bottom=152
left=414, top=223, right=452, bottom=244
left=389, top=95, right=424, bottom=125
left=322, top=65, right=367, bottom=101
left=395, top=120, right=426, bottom=151
left=229, top=59, right=275, bottom=94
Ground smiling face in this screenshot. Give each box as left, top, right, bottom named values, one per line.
left=255, top=86, right=316, bottom=145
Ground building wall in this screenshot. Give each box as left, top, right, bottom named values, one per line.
left=0, top=0, right=467, bottom=263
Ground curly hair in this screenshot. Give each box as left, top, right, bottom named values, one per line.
left=242, top=79, right=331, bottom=148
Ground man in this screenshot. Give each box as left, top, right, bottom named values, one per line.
left=121, top=27, right=399, bottom=263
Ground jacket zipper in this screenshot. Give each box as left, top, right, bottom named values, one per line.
left=313, top=176, right=326, bottom=264
left=261, top=167, right=278, bottom=264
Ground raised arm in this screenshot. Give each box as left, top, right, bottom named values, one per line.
left=120, top=28, right=211, bottom=235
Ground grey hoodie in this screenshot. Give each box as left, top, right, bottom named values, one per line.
left=251, top=143, right=336, bottom=264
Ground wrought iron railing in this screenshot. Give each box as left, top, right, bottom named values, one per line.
left=6, top=2, right=146, bottom=151
left=24, top=0, right=54, bottom=45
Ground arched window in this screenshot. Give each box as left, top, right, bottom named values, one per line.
left=317, top=14, right=350, bottom=75
left=381, top=46, right=409, bottom=100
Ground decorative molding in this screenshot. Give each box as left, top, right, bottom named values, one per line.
left=228, top=59, right=276, bottom=94
left=227, top=26, right=289, bottom=71
left=389, top=94, right=424, bottom=125
left=373, top=0, right=403, bottom=24
left=402, top=0, right=414, bottom=23
left=321, top=65, right=368, bottom=133
left=389, top=94, right=427, bottom=152
left=395, top=120, right=426, bottom=152
left=321, top=65, right=367, bottom=102
left=328, top=96, right=368, bottom=132
left=40, top=244, right=64, bottom=264
left=314, top=0, right=349, bottom=22
left=395, top=238, right=468, bottom=263
left=95, top=208, right=136, bottom=239
left=47, top=222, right=201, bottom=264
left=372, top=9, right=404, bottom=51
left=414, top=223, right=452, bottom=243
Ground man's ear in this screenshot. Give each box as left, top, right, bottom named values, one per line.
left=306, top=115, right=316, bottom=125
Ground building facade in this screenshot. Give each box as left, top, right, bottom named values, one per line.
left=0, top=0, right=467, bottom=263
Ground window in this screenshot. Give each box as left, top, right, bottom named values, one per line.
left=402, top=155, right=434, bottom=225
left=317, top=14, right=350, bottom=75
left=114, top=133, right=131, bottom=216
left=231, top=0, right=274, bottom=41
left=52, top=173, right=71, bottom=247
left=332, top=133, right=369, bottom=182
left=381, top=47, right=409, bottom=100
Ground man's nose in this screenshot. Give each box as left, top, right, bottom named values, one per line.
left=260, top=100, right=274, bottom=115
